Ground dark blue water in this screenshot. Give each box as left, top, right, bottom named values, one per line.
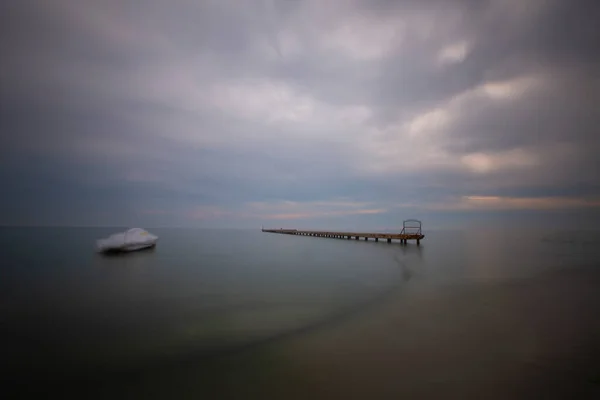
left=2, top=227, right=600, bottom=398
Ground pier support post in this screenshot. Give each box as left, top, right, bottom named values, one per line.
left=364, top=237, right=368, bottom=241
left=355, top=236, right=359, bottom=240
left=417, top=239, right=420, bottom=246
left=375, top=238, right=378, bottom=242
left=387, top=238, right=391, bottom=243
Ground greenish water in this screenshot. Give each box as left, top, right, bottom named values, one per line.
left=1, top=227, right=599, bottom=398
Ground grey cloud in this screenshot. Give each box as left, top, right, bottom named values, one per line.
left=1, top=0, right=599, bottom=226
left=367, top=0, right=600, bottom=117
left=445, top=74, right=599, bottom=154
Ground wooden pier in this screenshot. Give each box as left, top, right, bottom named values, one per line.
left=261, top=219, right=425, bottom=245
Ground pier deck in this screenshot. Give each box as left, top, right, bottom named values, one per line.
left=262, top=220, right=424, bottom=245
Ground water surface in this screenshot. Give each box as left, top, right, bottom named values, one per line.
left=2, top=227, right=599, bottom=398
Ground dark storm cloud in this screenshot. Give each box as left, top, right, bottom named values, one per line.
left=0, top=0, right=599, bottom=226
left=372, top=0, right=599, bottom=115
left=440, top=0, right=600, bottom=148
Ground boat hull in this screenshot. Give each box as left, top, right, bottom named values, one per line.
left=96, top=228, right=159, bottom=253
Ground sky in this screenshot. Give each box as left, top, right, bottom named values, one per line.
left=1, top=0, right=599, bottom=229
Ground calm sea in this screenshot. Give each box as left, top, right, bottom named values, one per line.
left=1, top=227, right=599, bottom=398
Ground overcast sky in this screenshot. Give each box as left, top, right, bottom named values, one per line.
left=1, top=0, right=599, bottom=229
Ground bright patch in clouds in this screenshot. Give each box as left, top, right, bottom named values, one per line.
left=480, top=75, right=543, bottom=100
left=208, top=80, right=371, bottom=129
left=406, top=108, right=452, bottom=137
left=461, top=148, right=540, bottom=174
left=264, top=208, right=386, bottom=220
left=438, top=40, right=470, bottom=65
left=208, top=81, right=313, bottom=123
left=244, top=199, right=386, bottom=220
left=461, top=196, right=600, bottom=210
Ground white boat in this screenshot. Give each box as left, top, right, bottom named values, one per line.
left=96, top=228, right=158, bottom=253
